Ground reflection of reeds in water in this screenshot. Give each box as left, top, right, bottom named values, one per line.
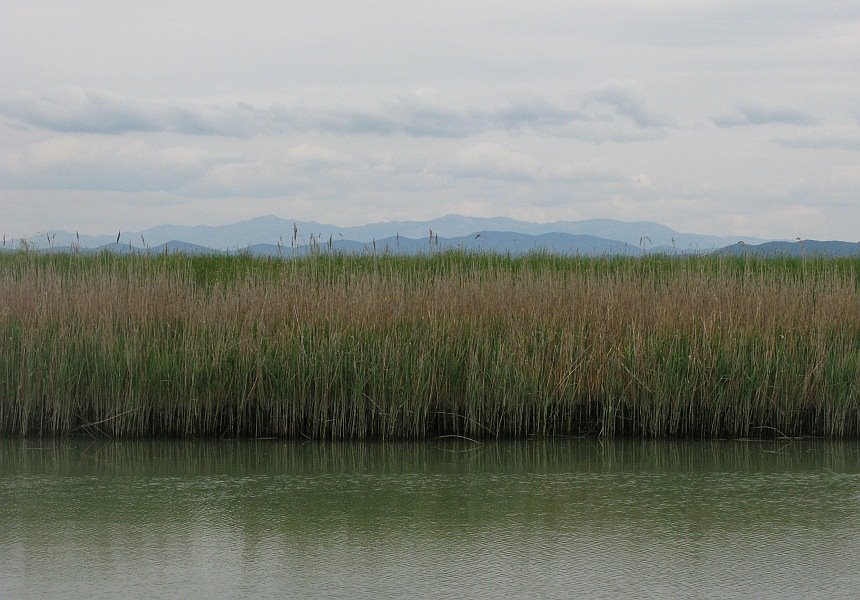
left=4, top=439, right=857, bottom=542
left=2, top=439, right=857, bottom=476
left=0, top=251, right=858, bottom=438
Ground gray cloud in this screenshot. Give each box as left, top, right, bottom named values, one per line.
left=582, top=81, right=672, bottom=128
left=441, top=143, right=626, bottom=184
left=0, top=86, right=669, bottom=143
left=712, top=103, right=818, bottom=127
left=0, top=129, right=631, bottom=201
left=0, top=88, right=263, bottom=136
left=602, top=1, right=860, bottom=49
left=0, top=135, right=361, bottom=197
left=775, top=134, right=860, bottom=152
left=0, top=136, right=218, bottom=192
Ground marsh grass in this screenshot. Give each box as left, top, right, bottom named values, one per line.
left=1, top=251, right=858, bottom=438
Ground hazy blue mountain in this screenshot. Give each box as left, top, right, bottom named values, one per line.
left=26, top=214, right=767, bottom=251
left=158, top=241, right=222, bottom=254
left=337, top=215, right=761, bottom=250
left=442, top=231, right=634, bottom=256
left=25, top=216, right=334, bottom=251
left=10, top=232, right=860, bottom=259
left=241, top=231, right=636, bottom=257
left=242, top=239, right=367, bottom=257
left=140, top=217, right=338, bottom=250
left=25, top=240, right=222, bottom=256
left=716, top=240, right=860, bottom=258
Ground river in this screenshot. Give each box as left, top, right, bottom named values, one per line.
left=1, top=438, right=858, bottom=598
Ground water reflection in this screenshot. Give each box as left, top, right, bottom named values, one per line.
left=1, top=439, right=859, bottom=598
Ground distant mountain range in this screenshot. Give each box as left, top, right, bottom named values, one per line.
left=716, top=240, right=860, bottom=258
left=4, top=214, right=857, bottom=258
left=18, top=214, right=759, bottom=251
left=242, top=231, right=634, bottom=257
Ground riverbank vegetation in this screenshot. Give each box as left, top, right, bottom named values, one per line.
left=1, top=251, right=858, bottom=438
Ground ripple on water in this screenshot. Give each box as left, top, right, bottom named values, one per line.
left=0, top=440, right=859, bottom=599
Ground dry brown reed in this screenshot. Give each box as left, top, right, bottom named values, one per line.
left=1, top=252, right=858, bottom=438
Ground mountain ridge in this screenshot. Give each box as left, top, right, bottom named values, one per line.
left=7, top=232, right=858, bottom=259
left=23, top=214, right=768, bottom=252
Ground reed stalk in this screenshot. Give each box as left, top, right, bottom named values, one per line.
left=1, top=251, right=858, bottom=438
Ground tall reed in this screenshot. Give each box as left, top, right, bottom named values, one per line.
left=1, top=251, right=858, bottom=438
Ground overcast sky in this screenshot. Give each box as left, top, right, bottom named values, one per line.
left=2, top=1, right=859, bottom=239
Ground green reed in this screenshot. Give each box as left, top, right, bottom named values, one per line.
left=1, top=250, right=858, bottom=438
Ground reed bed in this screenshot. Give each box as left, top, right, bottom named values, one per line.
left=1, top=251, right=858, bottom=438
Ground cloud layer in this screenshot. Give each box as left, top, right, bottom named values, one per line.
left=712, top=103, right=819, bottom=128
left=1, top=83, right=670, bottom=142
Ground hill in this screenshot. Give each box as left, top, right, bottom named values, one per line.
left=25, top=214, right=764, bottom=252
left=716, top=240, right=860, bottom=258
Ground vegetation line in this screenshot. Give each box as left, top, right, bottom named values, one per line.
left=1, top=250, right=858, bottom=439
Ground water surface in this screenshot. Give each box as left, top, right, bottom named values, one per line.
left=1, top=439, right=858, bottom=598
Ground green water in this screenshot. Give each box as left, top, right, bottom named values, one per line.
left=1, top=439, right=858, bottom=598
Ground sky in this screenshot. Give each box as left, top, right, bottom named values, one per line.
left=1, top=1, right=859, bottom=240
